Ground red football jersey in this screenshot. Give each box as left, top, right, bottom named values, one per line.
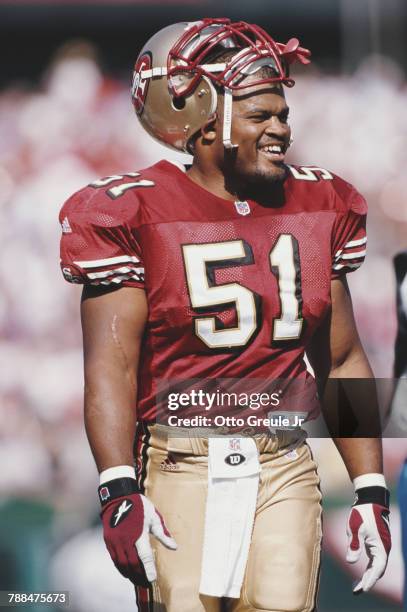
left=59, top=161, right=367, bottom=422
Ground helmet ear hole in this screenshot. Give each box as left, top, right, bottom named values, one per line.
left=172, top=96, right=186, bottom=110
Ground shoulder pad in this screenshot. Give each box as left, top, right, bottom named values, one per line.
left=59, top=173, right=149, bottom=287
left=287, top=164, right=367, bottom=214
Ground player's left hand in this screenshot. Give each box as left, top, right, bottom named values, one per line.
left=346, top=486, right=391, bottom=593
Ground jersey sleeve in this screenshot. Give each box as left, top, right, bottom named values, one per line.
left=59, top=183, right=145, bottom=289
left=331, top=185, right=367, bottom=279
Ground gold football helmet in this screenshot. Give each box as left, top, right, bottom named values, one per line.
left=131, top=18, right=310, bottom=153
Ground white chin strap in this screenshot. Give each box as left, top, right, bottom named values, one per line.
left=222, top=87, right=238, bottom=150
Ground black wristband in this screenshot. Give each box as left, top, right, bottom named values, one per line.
left=98, top=477, right=139, bottom=507
left=354, top=485, right=389, bottom=508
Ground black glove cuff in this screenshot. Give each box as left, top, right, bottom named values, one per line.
left=354, top=485, right=390, bottom=508
left=98, top=477, right=139, bottom=507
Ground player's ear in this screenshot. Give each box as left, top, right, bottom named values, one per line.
left=200, top=113, right=218, bottom=144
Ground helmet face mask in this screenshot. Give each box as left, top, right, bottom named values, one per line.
left=167, top=19, right=293, bottom=98
left=131, top=18, right=310, bottom=153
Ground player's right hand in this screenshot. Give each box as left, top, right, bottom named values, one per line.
left=98, top=478, right=177, bottom=586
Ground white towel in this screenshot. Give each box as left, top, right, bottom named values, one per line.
left=199, top=437, right=260, bottom=598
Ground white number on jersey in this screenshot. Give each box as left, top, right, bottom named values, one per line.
left=182, top=235, right=303, bottom=350
left=182, top=241, right=258, bottom=349
left=287, top=166, right=333, bottom=181
left=89, top=173, right=154, bottom=199
left=270, top=234, right=303, bottom=340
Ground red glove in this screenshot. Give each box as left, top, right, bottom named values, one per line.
left=346, top=485, right=391, bottom=593
left=98, top=478, right=177, bottom=585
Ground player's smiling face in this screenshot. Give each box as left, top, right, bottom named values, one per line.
left=220, top=80, right=291, bottom=185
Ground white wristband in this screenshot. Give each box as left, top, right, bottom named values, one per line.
left=353, top=473, right=386, bottom=491
left=99, top=465, right=136, bottom=485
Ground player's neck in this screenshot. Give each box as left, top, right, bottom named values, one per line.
left=186, top=161, right=237, bottom=202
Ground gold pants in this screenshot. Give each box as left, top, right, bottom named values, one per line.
left=134, top=425, right=322, bottom=612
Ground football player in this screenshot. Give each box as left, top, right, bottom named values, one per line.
left=59, top=19, right=391, bottom=611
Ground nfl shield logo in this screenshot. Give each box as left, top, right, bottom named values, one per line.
left=234, top=200, right=251, bottom=216
left=229, top=438, right=241, bottom=451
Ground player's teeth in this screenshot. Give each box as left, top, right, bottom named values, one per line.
left=261, top=145, right=282, bottom=154
left=262, top=145, right=282, bottom=153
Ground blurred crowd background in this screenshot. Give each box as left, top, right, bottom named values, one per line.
left=0, top=0, right=407, bottom=610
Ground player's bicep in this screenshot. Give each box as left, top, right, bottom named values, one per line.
left=328, top=277, right=363, bottom=367
left=308, top=277, right=363, bottom=378
left=81, top=286, right=148, bottom=384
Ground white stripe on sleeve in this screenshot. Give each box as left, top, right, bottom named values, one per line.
left=75, top=255, right=140, bottom=269
left=90, top=271, right=144, bottom=286
left=338, top=250, right=366, bottom=260
left=332, top=262, right=363, bottom=271
left=87, top=266, right=143, bottom=279
left=344, top=237, right=367, bottom=248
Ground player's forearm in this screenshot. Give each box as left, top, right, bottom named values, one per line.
left=327, top=346, right=384, bottom=479
left=323, top=342, right=379, bottom=422
left=332, top=437, right=383, bottom=480
left=84, top=372, right=137, bottom=473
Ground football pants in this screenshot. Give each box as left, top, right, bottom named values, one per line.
left=134, top=425, right=322, bottom=612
